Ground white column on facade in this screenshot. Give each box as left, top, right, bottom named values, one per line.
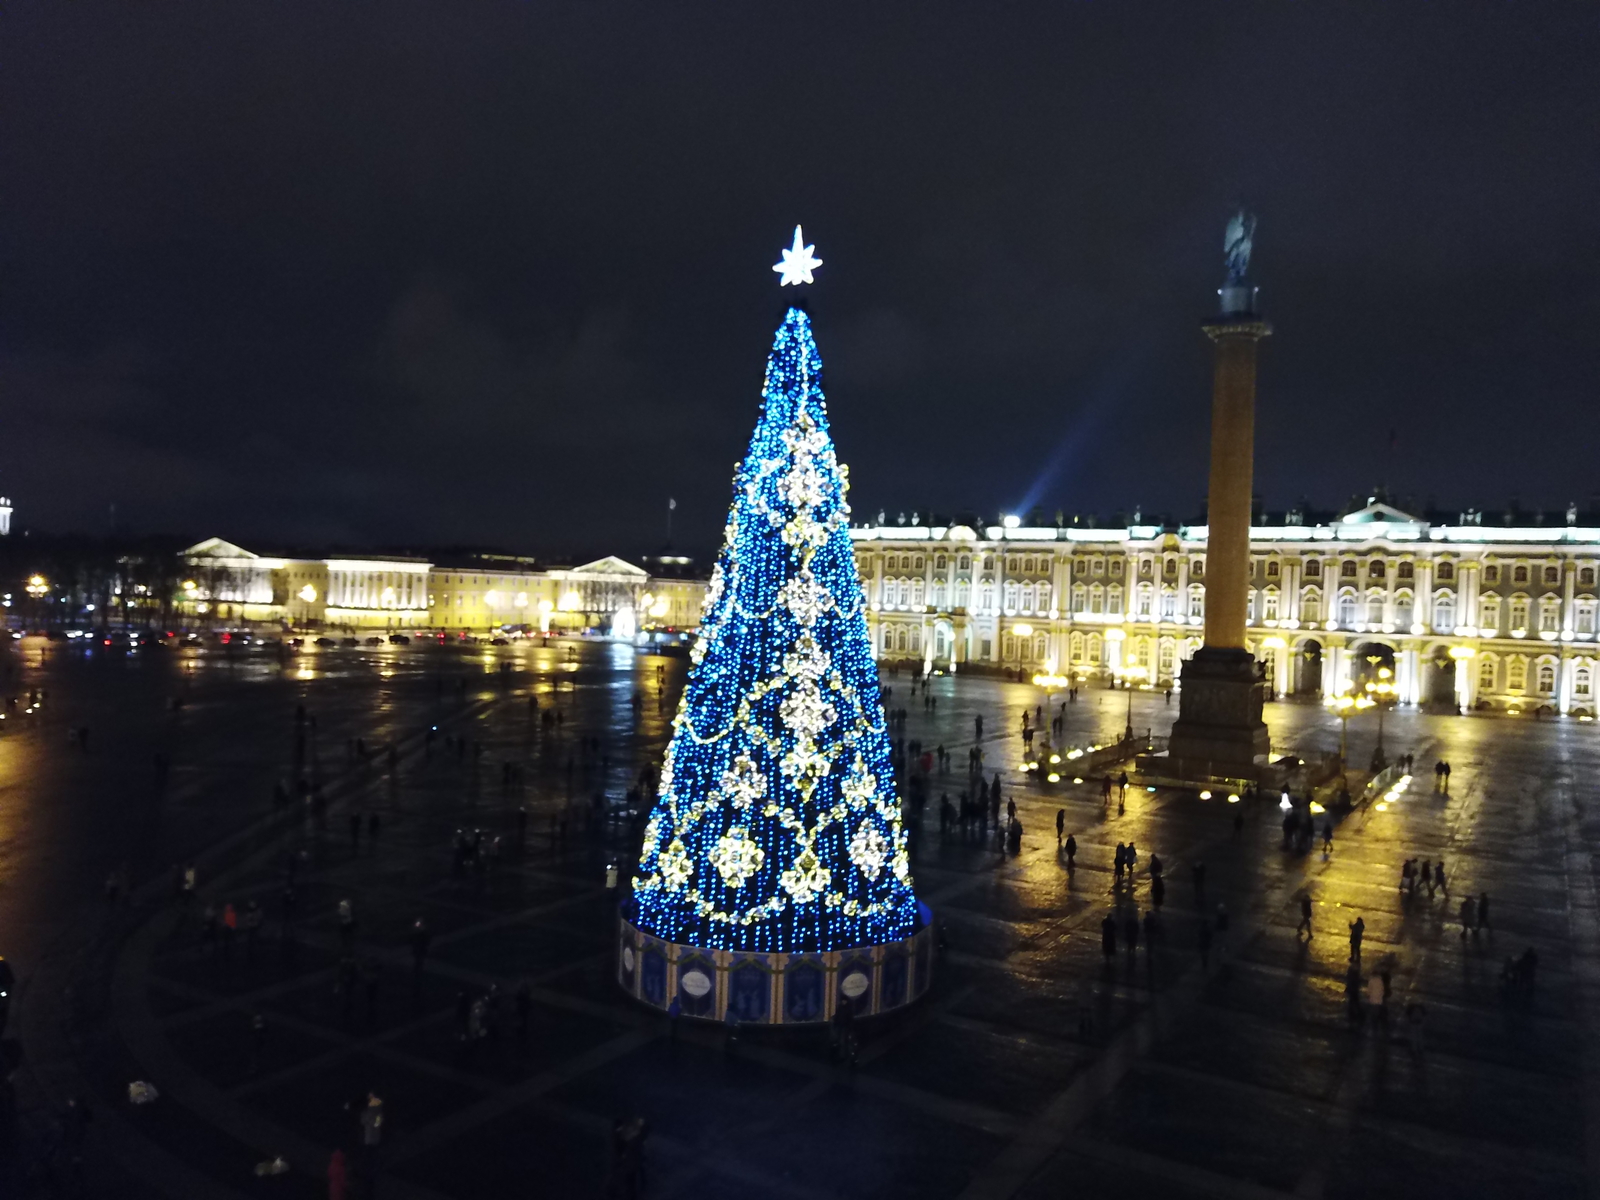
left=1564, top=561, right=1577, bottom=636
left=1176, top=554, right=1191, bottom=628
left=1323, top=644, right=1344, bottom=699
left=1455, top=654, right=1475, bottom=711
left=1560, top=655, right=1575, bottom=715
left=1399, top=647, right=1421, bottom=705
left=1274, top=643, right=1290, bottom=699
left=1416, top=561, right=1433, bottom=632
left=1460, top=563, right=1479, bottom=634
left=1285, top=558, right=1301, bottom=623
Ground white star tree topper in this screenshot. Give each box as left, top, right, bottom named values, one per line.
left=772, top=225, right=822, bottom=287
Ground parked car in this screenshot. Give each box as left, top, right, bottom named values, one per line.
left=365, top=637, right=384, bottom=647
left=388, top=634, right=410, bottom=645
left=314, top=637, right=337, bottom=647
left=340, top=637, right=360, bottom=647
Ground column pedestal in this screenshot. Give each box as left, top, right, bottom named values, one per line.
left=1167, top=646, right=1270, bottom=773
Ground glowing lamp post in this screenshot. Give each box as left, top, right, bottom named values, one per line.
left=1363, top=664, right=1398, bottom=768
left=1324, top=688, right=1374, bottom=768
left=1122, top=664, right=1149, bottom=742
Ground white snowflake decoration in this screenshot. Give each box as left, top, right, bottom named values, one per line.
left=709, top=826, right=765, bottom=888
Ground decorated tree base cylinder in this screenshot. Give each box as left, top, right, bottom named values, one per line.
left=618, top=901, right=934, bottom=1024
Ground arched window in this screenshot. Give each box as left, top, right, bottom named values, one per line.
left=1301, top=588, right=1322, bottom=622
left=1369, top=560, right=1385, bottom=580
left=1337, top=592, right=1357, bottom=626
left=1394, top=591, right=1413, bottom=628
left=910, top=626, right=922, bottom=653
left=1001, top=633, right=1015, bottom=661
left=1433, top=594, right=1456, bottom=630
left=1072, top=584, right=1087, bottom=613
left=1537, top=661, right=1556, bottom=694
left=1108, top=584, right=1123, bottom=614
left=1033, top=633, right=1047, bottom=661
left=1576, top=665, right=1593, bottom=699
left=910, top=579, right=925, bottom=605
left=883, top=580, right=898, bottom=606
left=955, top=580, right=970, bottom=608
left=1367, top=589, right=1385, bottom=625
left=1578, top=599, right=1597, bottom=635
left=1263, top=588, right=1280, bottom=622
left=932, top=582, right=947, bottom=608
left=1478, top=655, right=1497, bottom=691
left=1070, top=631, right=1084, bottom=662
left=1479, top=596, right=1501, bottom=633
left=1020, top=584, right=1036, bottom=612
left=1090, top=585, right=1105, bottom=614
left=1002, top=581, right=1019, bottom=611
left=935, top=555, right=946, bottom=570
left=1136, top=584, right=1153, bottom=618
left=1507, top=657, right=1527, bottom=690
left=1188, top=585, right=1205, bottom=620
left=978, top=583, right=994, bottom=611
left=1539, top=597, right=1561, bottom=633
left=1088, top=633, right=1104, bottom=664
left=1161, top=588, right=1177, bottom=620
left=1509, top=595, right=1529, bottom=632
left=1158, top=639, right=1175, bottom=675
left=1039, top=585, right=1053, bottom=612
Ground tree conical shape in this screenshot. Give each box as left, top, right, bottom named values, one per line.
left=632, top=307, right=917, bottom=953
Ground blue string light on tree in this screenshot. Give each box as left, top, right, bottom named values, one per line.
left=629, top=227, right=922, bottom=965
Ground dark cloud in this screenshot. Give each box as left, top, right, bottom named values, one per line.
left=2, top=2, right=1596, bottom=556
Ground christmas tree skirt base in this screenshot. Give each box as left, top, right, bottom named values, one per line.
left=617, top=905, right=935, bottom=1025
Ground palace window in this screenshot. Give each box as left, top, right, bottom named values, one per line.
left=1263, top=589, right=1279, bottom=622
left=1507, top=658, right=1527, bottom=690
left=1480, top=597, right=1501, bottom=633
left=1341, top=561, right=1357, bottom=579
left=955, top=580, right=970, bottom=608
left=1538, top=662, right=1556, bottom=694
left=1582, top=567, right=1596, bottom=587
left=1484, top=564, right=1500, bottom=585
left=1192, top=559, right=1205, bottom=579
left=1398, top=561, right=1414, bottom=581
left=1088, top=633, right=1104, bottom=664
left=1188, top=586, right=1205, bottom=620
left=1302, top=589, right=1322, bottom=622
left=1247, top=590, right=1256, bottom=623
left=1111, top=559, right=1124, bottom=577
left=1140, top=560, right=1153, bottom=579
left=1510, top=597, right=1529, bottom=631
left=1092, top=557, right=1106, bottom=575
left=958, top=556, right=970, bottom=571
left=1337, top=592, right=1357, bottom=626
left=1578, top=600, right=1596, bottom=635
left=1136, top=584, right=1153, bottom=618
left=1002, top=634, right=1015, bottom=661
left=1437, top=561, right=1455, bottom=582
left=914, top=556, right=924, bottom=570
left=1578, top=666, right=1593, bottom=698
left=932, top=582, right=946, bottom=608
left=1367, top=590, right=1385, bottom=624
left=1305, top=559, right=1321, bottom=578
left=1002, top=581, right=1018, bottom=610
left=1090, top=585, right=1105, bottom=614
left=1266, top=560, right=1280, bottom=578
left=1108, top=585, right=1122, bottom=614
left=1070, top=632, right=1084, bottom=662
left=910, top=579, right=925, bottom=606
left=911, top=627, right=921, bottom=653
left=1159, top=640, right=1175, bottom=675
left=1433, top=595, right=1455, bottom=629
left=1006, top=557, right=1018, bottom=573
left=1479, top=655, right=1498, bottom=691
left=1163, top=558, right=1177, bottom=579
left=935, top=555, right=946, bottom=570
left=1544, top=565, right=1560, bottom=585
left=1514, top=565, right=1530, bottom=585
left=1369, top=560, right=1385, bottom=580
left=1160, top=589, right=1177, bottom=620
left=1020, top=584, right=1035, bottom=612
left=1072, top=584, right=1087, bottom=613
left=1033, top=633, right=1047, bottom=661
left=978, top=584, right=994, bottom=611
left=1539, top=598, right=1560, bottom=632
left=1074, top=559, right=1086, bottom=576
left=1395, top=592, right=1413, bottom=627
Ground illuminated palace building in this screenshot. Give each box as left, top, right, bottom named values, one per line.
left=852, top=500, right=1600, bottom=716
left=178, top=539, right=705, bottom=638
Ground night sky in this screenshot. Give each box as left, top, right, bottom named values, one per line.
left=4, top=4, right=1596, bottom=559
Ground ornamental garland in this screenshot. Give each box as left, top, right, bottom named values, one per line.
left=631, top=307, right=917, bottom=951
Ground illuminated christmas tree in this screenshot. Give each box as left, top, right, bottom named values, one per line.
left=629, top=231, right=920, bottom=965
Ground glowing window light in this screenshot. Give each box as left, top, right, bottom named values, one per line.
left=298, top=584, right=318, bottom=603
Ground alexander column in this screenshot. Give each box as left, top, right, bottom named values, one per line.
left=1168, top=211, right=1272, bottom=775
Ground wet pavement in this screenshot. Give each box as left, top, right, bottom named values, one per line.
left=3, top=637, right=1598, bottom=1198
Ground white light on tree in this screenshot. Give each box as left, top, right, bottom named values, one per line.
left=772, top=225, right=821, bottom=287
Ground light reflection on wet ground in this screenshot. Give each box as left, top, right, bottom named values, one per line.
left=4, top=638, right=1596, bottom=1198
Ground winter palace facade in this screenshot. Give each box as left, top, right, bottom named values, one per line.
left=851, top=501, right=1600, bottom=716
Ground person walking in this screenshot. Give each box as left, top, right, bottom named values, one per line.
left=1321, top=822, right=1334, bottom=854
left=1460, top=895, right=1478, bottom=938
left=1101, top=775, right=1112, bottom=807
left=1124, top=842, right=1138, bottom=887
left=1055, top=809, right=1065, bottom=847
left=1296, top=894, right=1313, bottom=938
left=1435, top=860, right=1450, bottom=898
left=1151, top=873, right=1166, bottom=911
left=1477, top=891, right=1491, bottom=930
left=1349, top=915, right=1365, bottom=962
left=1064, top=834, right=1077, bottom=871
left=1421, top=860, right=1434, bottom=898
left=327, top=1148, right=348, bottom=1200
left=1113, top=843, right=1126, bottom=883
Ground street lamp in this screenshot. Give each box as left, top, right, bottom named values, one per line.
left=1122, top=663, right=1149, bottom=742
left=1362, top=663, right=1398, bottom=769
left=1324, top=687, right=1374, bottom=768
